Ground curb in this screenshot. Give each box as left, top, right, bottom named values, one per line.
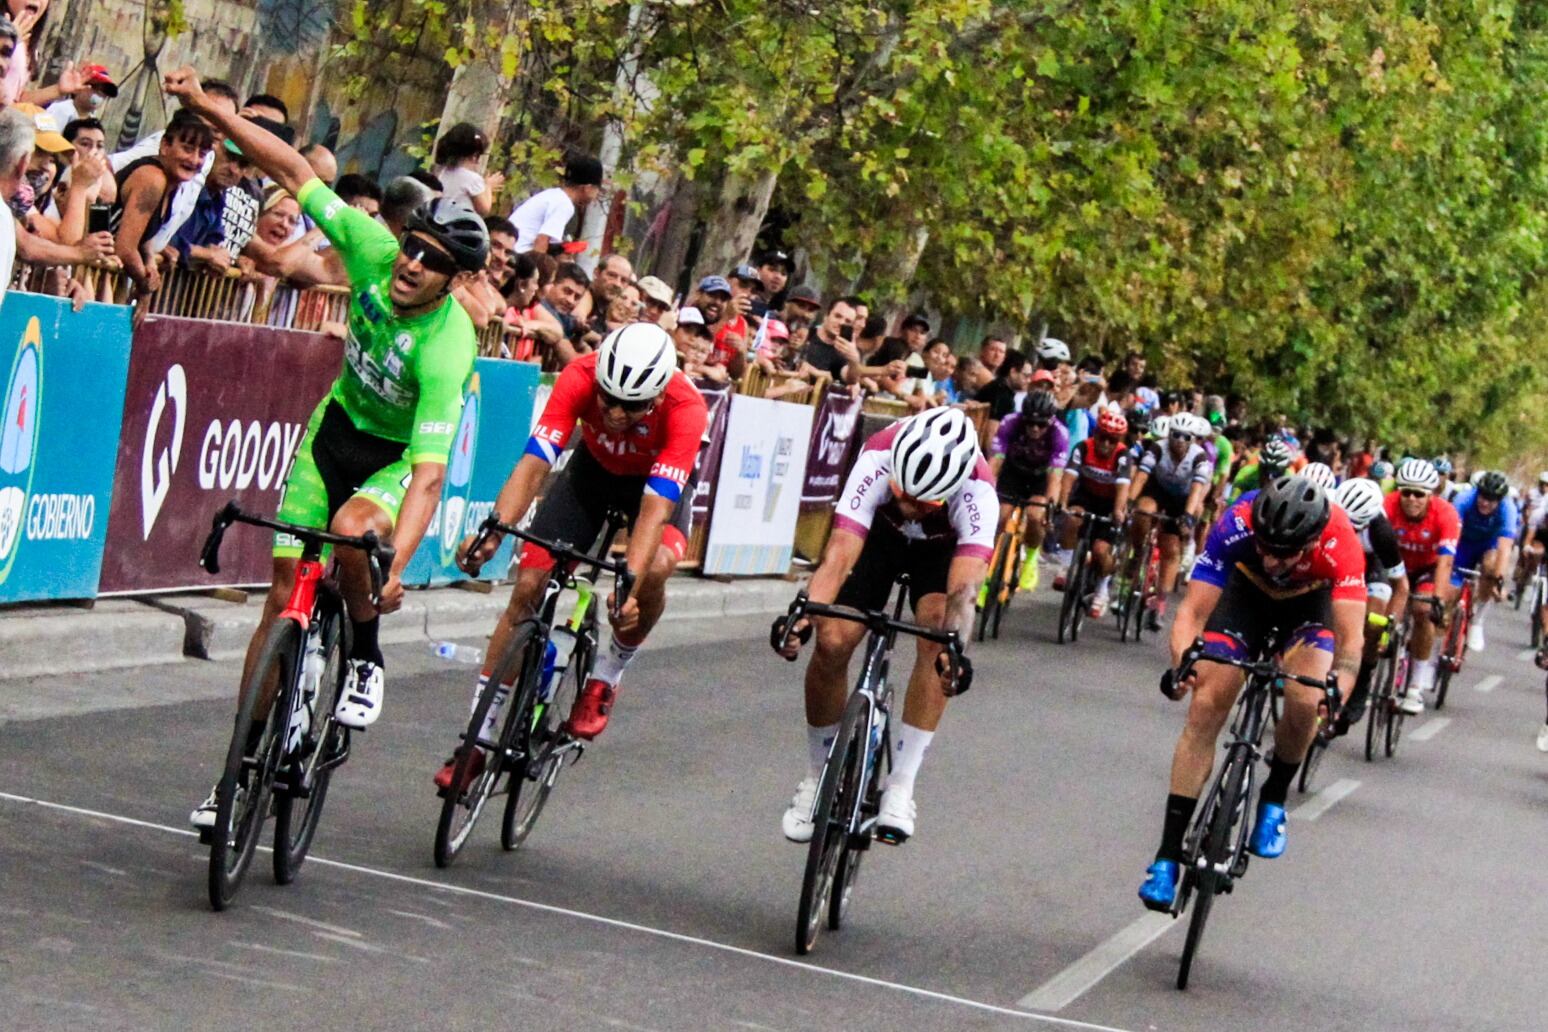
left=30, top=575, right=806, bottom=672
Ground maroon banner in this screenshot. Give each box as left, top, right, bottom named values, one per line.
left=799, top=389, right=865, bottom=513
left=688, top=380, right=735, bottom=535
left=98, top=316, right=343, bottom=593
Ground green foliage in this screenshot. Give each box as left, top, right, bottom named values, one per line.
left=334, top=0, right=1548, bottom=462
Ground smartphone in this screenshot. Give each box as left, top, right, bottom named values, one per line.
left=839, top=324, right=854, bottom=341
left=88, top=203, right=111, bottom=235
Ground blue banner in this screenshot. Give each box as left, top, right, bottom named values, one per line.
left=402, top=358, right=539, bottom=587
left=0, top=295, right=133, bottom=604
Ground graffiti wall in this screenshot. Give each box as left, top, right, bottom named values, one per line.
left=35, top=0, right=448, bottom=179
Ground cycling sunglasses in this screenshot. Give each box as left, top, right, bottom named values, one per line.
left=401, top=233, right=461, bottom=277
left=1255, top=540, right=1307, bottom=561
left=1169, top=430, right=1195, bottom=443
left=1399, top=488, right=1430, bottom=499
left=1025, top=417, right=1052, bottom=429
left=595, top=388, right=653, bottom=414
left=889, top=480, right=946, bottom=508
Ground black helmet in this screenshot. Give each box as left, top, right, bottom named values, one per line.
left=1477, top=470, right=1510, bottom=500
left=1021, top=389, right=1058, bottom=422
left=404, top=198, right=489, bottom=273
left=1252, top=475, right=1330, bottom=554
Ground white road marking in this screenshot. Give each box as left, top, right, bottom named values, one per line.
left=250, top=905, right=363, bottom=938
left=387, top=908, right=454, bottom=930
left=1290, top=778, right=1360, bottom=821
left=202, top=969, right=312, bottom=993
left=1409, top=717, right=1451, bottom=742
left=313, top=931, right=430, bottom=963
left=1017, top=912, right=1175, bottom=1012
left=1516, top=648, right=1536, bottom=662
left=1473, top=675, right=1503, bottom=693
left=229, top=941, right=340, bottom=963
left=0, top=790, right=1140, bottom=1032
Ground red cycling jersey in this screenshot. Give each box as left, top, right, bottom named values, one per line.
left=525, top=351, right=709, bottom=503
left=1382, top=490, right=1461, bottom=574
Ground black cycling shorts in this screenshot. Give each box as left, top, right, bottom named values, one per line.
left=1140, top=482, right=1190, bottom=522
left=1068, top=485, right=1120, bottom=541
left=997, top=463, right=1051, bottom=504
left=1533, top=525, right=1548, bottom=550
left=521, top=446, right=695, bottom=569
left=835, top=520, right=953, bottom=613
left=1201, top=572, right=1335, bottom=662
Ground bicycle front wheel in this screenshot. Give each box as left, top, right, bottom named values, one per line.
left=1297, top=729, right=1327, bottom=794
left=796, top=693, right=867, bottom=955
left=209, top=619, right=298, bottom=910
left=501, top=634, right=588, bottom=852
left=1178, top=747, right=1248, bottom=990
left=434, top=624, right=535, bottom=867
left=273, top=603, right=346, bottom=885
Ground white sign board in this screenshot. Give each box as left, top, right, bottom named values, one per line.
left=704, top=395, right=814, bottom=575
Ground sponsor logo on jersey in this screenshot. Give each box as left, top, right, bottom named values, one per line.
left=0, top=318, right=42, bottom=584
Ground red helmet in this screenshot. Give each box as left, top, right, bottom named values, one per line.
left=1097, top=408, right=1128, bottom=437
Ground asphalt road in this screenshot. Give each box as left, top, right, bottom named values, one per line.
left=2, top=580, right=1545, bottom=1032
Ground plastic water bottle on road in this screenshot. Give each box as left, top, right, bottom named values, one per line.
left=429, top=641, right=485, bottom=665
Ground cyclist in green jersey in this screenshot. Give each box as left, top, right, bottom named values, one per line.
left=166, top=70, right=490, bottom=829
left=1227, top=436, right=1291, bottom=505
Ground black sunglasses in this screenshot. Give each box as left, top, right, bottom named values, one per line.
left=1255, top=541, right=1306, bottom=561
left=1399, top=488, right=1429, bottom=499
left=1170, top=430, right=1195, bottom=443
left=595, top=388, right=653, bottom=414
left=401, top=233, right=461, bottom=277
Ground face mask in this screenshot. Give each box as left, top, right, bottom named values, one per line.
left=85, top=92, right=105, bottom=110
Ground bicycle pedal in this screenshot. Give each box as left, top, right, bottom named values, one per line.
left=875, top=828, right=909, bottom=846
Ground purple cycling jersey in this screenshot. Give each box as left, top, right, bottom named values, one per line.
left=992, top=413, right=1071, bottom=473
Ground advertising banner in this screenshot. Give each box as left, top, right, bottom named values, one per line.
left=703, top=395, right=814, bottom=576
left=400, top=359, right=539, bottom=587
left=792, top=387, right=866, bottom=562
left=0, top=296, right=133, bottom=604
left=99, top=317, right=343, bottom=593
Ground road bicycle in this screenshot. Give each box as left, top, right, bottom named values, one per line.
left=1434, top=568, right=1479, bottom=710
left=433, top=513, right=633, bottom=867
left=197, top=501, right=393, bottom=911
left=1116, top=509, right=1168, bottom=643
left=1167, top=639, right=1339, bottom=990
left=1363, top=596, right=1439, bottom=761
left=975, top=499, right=1048, bottom=642
left=773, top=581, right=964, bottom=955
left=1523, top=567, right=1546, bottom=648
left=1056, top=511, right=1118, bottom=645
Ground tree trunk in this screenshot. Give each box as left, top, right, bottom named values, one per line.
left=694, top=168, right=779, bottom=281
left=855, top=224, right=930, bottom=327
left=439, top=58, right=511, bottom=144
left=652, top=174, right=701, bottom=299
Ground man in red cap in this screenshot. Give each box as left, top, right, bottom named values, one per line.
left=45, top=63, right=116, bottom=131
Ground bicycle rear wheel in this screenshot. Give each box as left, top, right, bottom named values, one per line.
left=501, top=632, right=589, bottom=851
left=273, top=605, right=346, bottom=885
left=209, top=619, right=297, bottom=910
left=975, top=535, right=1008, bottom=643
left=1178, top=748, right=1248, bottom=990
left=1365, top=652, right=1392, bottom=763
left=1386, top=655, right=1409, bottom=758
left=434, top=623, right=535, bottom=867
left=796, top=693, right=867, bottom=955
left=1056, top=545, right=1083, bottom=645
left=1297, top=728, right=1327, bottom=793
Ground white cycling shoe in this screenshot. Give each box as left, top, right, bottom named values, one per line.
left=335, top=660, right=384, bottom=729
left=1536, top=722, right=1548, bottom=753
left=189, top=786, right=219, bottom=830
left=1399, top=687, right=1426, bottom=716
left=782, top=777, right=819, bottom=843
left=1466, top=622, right=1486, bottom=653
left=876, top=784, right=916, bottom=843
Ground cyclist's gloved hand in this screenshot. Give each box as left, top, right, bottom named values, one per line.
left=1159, top=666, right=1190, bottom=701
left=770, top=614, right=812, bottom=661
left=1178, top=513, right=1199, bottom=534
left=1428, top=600, right=1447, bottom=627
left=936, top=650, right=972, bottom=696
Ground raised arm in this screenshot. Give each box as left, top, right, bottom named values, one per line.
left=163, top=68, right=315, bottom=196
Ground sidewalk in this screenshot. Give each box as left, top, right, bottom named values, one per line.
left=0, top=575, right=803, bottom=680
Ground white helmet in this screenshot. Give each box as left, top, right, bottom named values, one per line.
left=1335, top=477, right=1384, bottom=530
left=1301, top=462, right=1337, bottom=490
left=1538, top=470, right=1548, bottom=485
left=890, top=408, right=981, bottom=502
left=1150, top=415, right=1171, bottom=438
left=1035, top=337, right=1070, bottom=362
left=1395, top=458, right=1440, bottom=493
left=596, top=323, right=678, bottom=402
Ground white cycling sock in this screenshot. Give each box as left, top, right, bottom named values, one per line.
left=591, top=634, right=639, bottom=687
left=474, top=674, right=515, bottom=743
left=1412, top=656, right=1438, bottom=689
left=1098, top=574, right=1113, bottom=595
left=807, top=722, right=840, bottom=779
left=887, top=724, right=935, bottom=794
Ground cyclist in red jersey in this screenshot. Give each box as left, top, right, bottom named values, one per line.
left=1052, top=406, right=1132, bottom=617
left=1383, top=458, right=1461, bottom=714
left=443, top=324, right=707, bottom=785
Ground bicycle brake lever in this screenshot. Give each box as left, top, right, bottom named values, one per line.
left=198, top=502, right=239, bottom=574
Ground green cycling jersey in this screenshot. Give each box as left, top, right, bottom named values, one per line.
left=296, top=178, right=475, bottom=465
left=1228, top=461, right=1262, bottom=504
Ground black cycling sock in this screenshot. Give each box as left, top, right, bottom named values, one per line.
left=1156, top=793, right=1197, bottom=864
left=1259, top=753, right=1300, bottom=807
left=350, top=616, right=383, bottom=666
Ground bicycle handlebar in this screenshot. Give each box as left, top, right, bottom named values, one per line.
left=200, top=501, right=396, bottom=602
left=774, top=590, right=967, bottom=694
left=470, top=515, right=635, bottom=623
left=1174, top=636, right=1341, bottom=709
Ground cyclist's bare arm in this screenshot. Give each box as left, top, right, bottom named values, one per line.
left=1055, top=468, right=1075, bottom=508
left=943, top=556, right=989, bottom=640
left=164, top=68, right=314, bottom=196
left=806, top=529, right=864, bottom=607
left=459, top=453, right=547, bottom=572
left=1330, top=598, right=1366, bottom=699
left=1185, top=480, right=1209, bottom=518
left=1169, top=579, right=1221, bottom=671
left=624, top=495, right=674, bottom=580
left=1128, top=469, right=1150, bottom=499
left=1113, top=480, right=1132, bottom=519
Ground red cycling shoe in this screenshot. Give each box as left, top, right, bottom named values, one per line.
left=565, top=679, right=617, bottom=740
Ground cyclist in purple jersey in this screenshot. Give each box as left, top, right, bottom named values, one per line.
left=988, top=390, right=1071, bottom=592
